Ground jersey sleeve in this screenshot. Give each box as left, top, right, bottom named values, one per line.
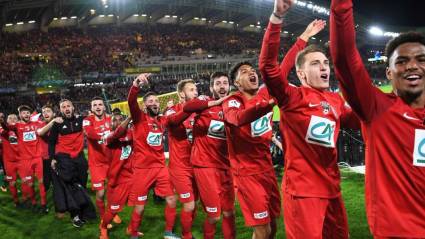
left=222, top=95, right=273, bottom=127
left=82, top=117, right=101, bottom=141
left=259, top=22, right=304, bottom=108
left=105, top=126, right=127, bottom=146
left=183, top=98, right=210, bottom=113
left=330, top=0, right=390, bottom=121
left=128, top=86, right=146, bottom=123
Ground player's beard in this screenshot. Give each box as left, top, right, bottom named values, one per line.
left=146, top=107, right=159, bottom=117
left=398, top=88, right=424, bottom=105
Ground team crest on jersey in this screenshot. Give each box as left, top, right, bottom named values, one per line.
left=413, top=129, right=425, bottom=167
left=218, top=111, right=224, bottom=120
left=250, top=112, right=273, bottom=137
left=165, top=109, right=176, bottom=116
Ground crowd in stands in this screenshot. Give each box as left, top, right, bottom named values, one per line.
left=0, top=23, right=389, bottom=114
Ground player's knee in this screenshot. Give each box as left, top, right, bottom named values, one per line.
left=96, top=189, right=105, bottom=199
left=223, top=210, right=234, bottom=218
left=183, top=200, right=195, bottom=212
left=253, top=224, right=271, bottom=238
left=134, top=205, right=145, bottom=214
left=208, top=216, right=220, bottom=224
left=165, top=195, right=177, bottom=208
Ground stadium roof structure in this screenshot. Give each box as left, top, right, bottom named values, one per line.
left=0, top=0, right=420, bottom=46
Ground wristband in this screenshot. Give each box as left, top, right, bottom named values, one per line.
left=272, top=12, right=284, bottom=20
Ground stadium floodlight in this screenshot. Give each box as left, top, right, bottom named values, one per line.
left=384, top=32, right=400, bottom=37
left=28, top=20, right=36, bottom=23
left=71, top=16, right=77, bottom=19
left=165, top=15, right=170, bottom=18
left=53, top=17, right=58, bottom=20
left=172, top=15, right=178, bottom=18
left=201, top=18, right=206, bottom=21
left=194, top=17, right=199, bottom=20
left=249, top=24, right=255, bottom=27
left=222, top=20, right=227, bottom=23
left=369, top=26, right=384, bottom=36
left=141, top=14, right=147, bottom=17
left=108, top=14, right=114, bottom=17
left=283, top=31, right=289, bottom=34
left=133, top=14, right=139, bottom=17
left=99, top=15, right=105, bottom=17
left=61, top=17, right=68, bottom=20
left=5, top=23, right=13, bottom=26
left=229, top=21, right=234, bottom=24
left=104, top=5, right=108, bottom=8
left=17, top=22, right=24, bottom=25
left=311, top=37, right=316, bottom=40
left=90, top=9, right=96, bottom=15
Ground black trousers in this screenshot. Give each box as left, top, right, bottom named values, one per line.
left=51, top=152, right=89, bottom=216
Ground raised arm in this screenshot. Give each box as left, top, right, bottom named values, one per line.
left=222, top=96, right=274, bottom=127
left=128, top=73, right=150, bottom=123
left=83, top=117, right=102, bottom=141
left=183, top=96, right=228, bottom=113
left=105, top=117, right=131, bottom=145
left=37, top=117, right=63, bottom=136
left=330, top=0, right=386, bottom=121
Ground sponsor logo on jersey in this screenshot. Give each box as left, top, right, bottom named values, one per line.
left=207, top=120, right=226, bottom=139
left=137, top=195, right=147, bottom=201
left=403, top=112, right=420, bottom=121
left=83, top=120, right=90, bottom=126
left=165, top=109, right=176, bottom=116
left=6, top=176, right=12, bottom=180
left=413, top=129, right=425, bottom=167
left=146, top=132, right=162, bottom=146
left=251, top=112, right=273, bottom=137
left=228, top=100, right=241, bottom=108
left=23, top=131, right=36, bottom=142
left=206, top=207, right=218, bottom=213
left=25, top=176, right=32, bottom=180
left=253, top=211, right=268, bottom=219
left=305, top=115, right=336, bottom=148
left=180, top=192, right=191, bottom=199
left=120, top=145, right=132, bottom=160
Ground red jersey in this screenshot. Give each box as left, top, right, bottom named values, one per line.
left=36, top=121, right=50, bottom=160
left=165, top=103, right=193, bottom=171
left=105, top=125, right=134, bottom=187
left=259, top=22, right=359, bottom=198
left=222, top=87, right=275, bottom=176
left=83, top=115, right=112, bottom=165
left=128, top=86, right=190, bottom=169
left=330, top=0, right=425, bottom=236
left=7, top=121, right=41, bottom=160
left=184, top=98, right=229, bottom=169
left=0, top=127, right=19, bottom=162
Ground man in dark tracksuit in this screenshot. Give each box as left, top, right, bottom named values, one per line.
left=49, top=99, right=95, bottom=227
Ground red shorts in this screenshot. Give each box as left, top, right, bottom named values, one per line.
left=194, top=167, right=234, bottom=218
left=89, top=162, right=109, bottom=191
left=3, top=160, right=20, bottom=182
left=106, top=181, right=132, bottom=213
left=169, top=168, right=197, bottom=203
left=21, top=157, right=43, bottom=182
left=235, top=170, right=281, bottom=226
left=283, top=192, right=349, bottom=239
left=128, top=167, right=174, bottom=206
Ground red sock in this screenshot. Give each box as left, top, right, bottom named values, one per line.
left=101, top=209, right=115, bottom=229
left=203, top=219, right=216, bottom=239
left=39, top=183, right=46, bottom=206
left=180, top=210, right=193, bottom=239
left=164, top=204, right=177, bottom=232
left=96, top=199, right=105, bottom=218
left=129, top=210, right=143, bottom=237
left=9, top=184, right=18, bottom=203
left=222, top=214, right=236, bottom=239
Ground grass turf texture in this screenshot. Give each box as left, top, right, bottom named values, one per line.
left=0, top=169, right=372, bottom=238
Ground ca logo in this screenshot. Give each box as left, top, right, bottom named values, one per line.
left=147, top=132, right=162, bottom=146
left=413, top=129, right=425, bottom=167
left=208, top=120, right=226, bottom=139
left=306, top=115, right=336, bottom=148
left=251, top=112, right=272, bottom=137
